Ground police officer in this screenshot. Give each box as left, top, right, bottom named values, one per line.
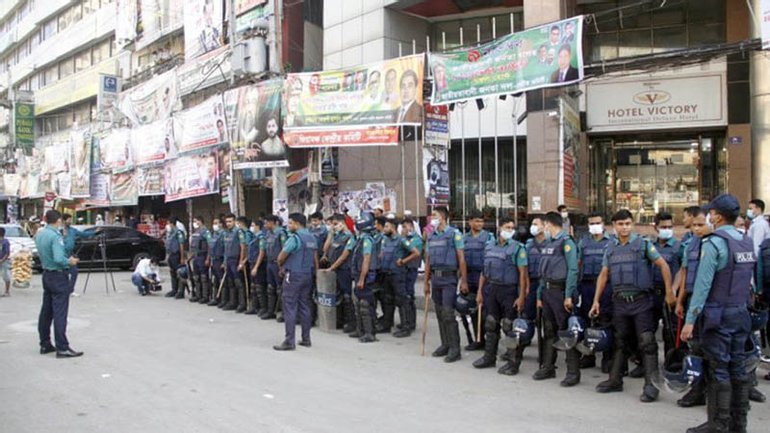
left=246, top=220, right=265, bottom=315
left=60, top=213, right=95, bottom=292
left=164, top=217, right=187, bottom=299
left=758, top=228, right=770, bottom=383
left=380, top=218, right=421, bottom=337
left=322, top=214, right=357, bottom=332
left=681, top=194, right=755, bottom=433
left=264, top=215, right=288, bottom=321
left=425, top=206, right=468, bottom=363
left=397, top=217, right=423, bottom=336
left=206, top=217, right=225, bottom=306
left=533, top=211, right=580, bottom=386
left=524, top=217, right=546, bottom=329
left=36, top=210, right=82, bottom=358
left=220, top=214, right=247, bottom=311
left=651, top=212, right=681, bottom=355
left=372, top=216, right=389, bottom=332
left=188, top=216, right=210, bottom=303
left=236, top=216, right=255, bottom=313
left=474, top=217, right=528, bottom=375
left=590, top=209, right=673, bottom=402
left=577, top=212, right=612, bottom=370
left=273, top=213, right=318, bottom=351
left=309, top=212, right=328, bottom=255
left=350, top=212, right=379, bottom=343
left=463, top=211, right=492, bottom=350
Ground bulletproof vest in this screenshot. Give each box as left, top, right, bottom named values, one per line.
left=224, top=228, right=241, bottom=259
left=606, top=236, right=652, bottom=291
left=428, top=227, right=459, bottom=270
left=684, top=237, right=702, bottom=294
left=464, top=230, right=490, bottom=271
left=580, top=236, right=609, bottom=280
left=310, top=226, right=328, bottom=253
left=207, top=230, right=224, bottom=260
left=539, top=236, right=568, bottom=283
left=266, top=228, right=285, bottom=262
left=405, top=234, right=422, bottom=270
left=707, top=230, right=755, bottom=306
left=371, top=232, right=383, bottom=272
left=248, top=233, right=261, bottom=263
left=380, top=234, right=405, bottom=272
left=352, top=233, right=379, bottom=275
left=483, top=241, right=520, bottom=285
left=191, top=229, right=209, bottom=256
left=760, top=238, right=770, bottom=285
left=165, top=230, right=181, bottom=254
left=652, top=239, right=681, bottom=286
left=526, top=238, right=545, bottom=279
left=284, top=231, right=317, bottom=274
left=329, top=231, right=352, bottom=269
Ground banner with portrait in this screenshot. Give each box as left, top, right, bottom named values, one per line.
left=137, top=163, right=165, bottom=196
left=174, top=94, right=228, bottom=154
left=423, top=146, right=450, bottom=209
left=183, top=0, right=224, bottom=61
left=118, top=68, right=180, bottom=126
left=97, top=128, right=132, bottom=172
left=70, top=128, right=92, bottom=197
left=110, top=171, right=139, bottom=206
left=216, top=143, right=233, bottom=204
left=560, top=98, right=582, bottom=210
left=228, top=80, right=287, bottom=169
left=85, top=173, right=110, bottom=207
left=132, top=119, right=174, bottom=165
left=429, top=16, right=584, bottom=105
left=164, top=147, right=220, bottom=202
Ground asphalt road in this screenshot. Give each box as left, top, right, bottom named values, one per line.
left=1, top=270, right=768, bottom=433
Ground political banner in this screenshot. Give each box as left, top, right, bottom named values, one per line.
left=561, top=98, right=582, bottom=210
left=429, top=16, right=584, bottom=105
left=43, top=140, right=69, bottom=175
left=3, top=174, right=20, bottom=196
left=70, top=128, right=92, bottom=197
left=174, top=94, right=228, bottom=154
left=283, top=126, right=399, bottom=149
left=135, top=0, right=185, bottom=50
left=283, top=54, right=425, bottom=147
left=115, top=0, right=138, bottom=48
left=14, top=102, right=34, bottom=155
left=319, top=147, right=337, bottom=186
left=97, top=128, right=132, bottom=172
left=164, top=147, right=220, bottom=202
left=110, top=171, right=139, bottom=206
left=424, top=104, right=449, bottom=147
left=118, top=68, right=180, bottom=125
left=131, top=119, right=174, bottom=165
left=96, top=74, right=123, bottom=125
left=177, top=45, right=232, bottom=95
left=216, top=143, right=233, bottom=204
left=137, top=163, right=165, bottom=196
left=337, top=184, right=397, bottom=217
left=273, top=199, right=288, bottom=225
left=183, top=0, right=223, bottom=61
left=423, top=146, right=450, bottom=209
left=85, top=173, right=110, bottom=207
left=228, top=80, right=288, bottom=169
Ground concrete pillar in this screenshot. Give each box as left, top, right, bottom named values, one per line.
left=751, top=0, right=770, bottom=202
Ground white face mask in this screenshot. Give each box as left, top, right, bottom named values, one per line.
left=560, top=211, right=569, bottom=219
left=588, top=224, right=603, bottom=235
left=193, top=222, right=200, bottom=229
left=658, top=228, right=674, bottom=240
left=500, top=230, right=514, bottom=241
left=736, top=227, right=746, bottom=234
left=747, top=209, right=755, bottom=220
left=250, top=226, right=258, bottom=234
left=529, top=225, right=541, bottom=236
left=212, top=224, right=220, bottom=231
left=166, top=225, right=173, bottom=233
left=430, top=218, right=440, bottom=228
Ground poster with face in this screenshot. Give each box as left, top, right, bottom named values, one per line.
left=99, top=128, right=133, bottom=172
left=183, top=0, right=224, bottom=61
left=137, top=164, right=165, bottom=196
left=70, top=128, right=92, bottom=197
left=118, top=68, right=180, bottom=126
left=423, top=146, right=450, bottom=209
left=164, top=148, right=220, bottom=202
left=174, top=94, right=228, bottom=154
left=132, top=119, right=173, bottom=165
left=110, top=171, right=139, bottom=206
left=230, top=80, right=287, bottom=169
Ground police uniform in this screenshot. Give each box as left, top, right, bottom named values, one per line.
left=652, top=236, right=681, bottom=354
left=378, top=232, right=415, bottom=335
left=61, top=225, right=95, bottom=292
left=266, top=226, right=288, bottom=320
left=677, top=232, right=707, bottom=407
left=685, top=221, right=755, bottom=433
left=524, top=237, right=546, bottom=323
left=427, top=225, right=465, bottom=361
left=246, top=229, right=267, bottom=315
left=350, top=230, right=379, bottom=342
left=464, top=229, right=492, bottom=349
left=534, top=230, right=580, bottom=386
left=222, top=226, right=247, bottom=311
left=280, top=228, right=317, bottom=346
left=757, top=237, right=770, bottom=308
left=189, top=226, right=210, bottom=303
left=577, top=232, right=612, bottom=368
left=327, top=229, right=356, bottom=332
left=402, top=232, right=423, bottom=334
left=165, top=226, right=186, bottom=298
left=206, top=227, right=225, bottom=306
left=36, top=225, right=75, bottom=353
left=596, top=233, right=662, bottom=402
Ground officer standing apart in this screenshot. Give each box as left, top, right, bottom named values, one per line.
left=463, top=211, right=492, bottom=350
left=590, top=209, right=672, bottom=402
left=60, top=213, right=95, bottom=292
left=264, top=215, right=288, bottom=321
left=188, top=216, right=210, bottom=303
left=206, top=217, right=225, bottom=306
left=321, top=214, right=357, bottom=333
left=474, top=217, right=529, bottom=375
left=273, top=213, right=318, bottom=351
left=680, top=194, right=756, bottom=433
left=36, top=210, right=82, bottom=358
left=349, top=212, right=379, bottom=343
left=534, top=211, right=581, bottom=386
left=165, top=217, right=187, bottom=299
left=381, top=218, right=421, bottom=338
left=424, top=206, right=468, bottom=363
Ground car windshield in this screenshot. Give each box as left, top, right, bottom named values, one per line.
left=2, top=226, right=29, bottom=238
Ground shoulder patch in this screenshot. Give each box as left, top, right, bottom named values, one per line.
left=564, top=244, right=572, bottom=253
left=519, top=250, right=526, bottom=258
left=454, top=234, right=462, bottom=241
left=238, top=232, right=245, bottom=241
left=649, top=245, right=657, bottom=254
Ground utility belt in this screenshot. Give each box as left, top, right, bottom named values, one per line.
left=43, top=269, right=68, bottom=273
left=581, top=275, right=598, bottom=283
left=704, top=301, right=747, bottom=309
left=612, top=289, right=649, bottom=304
left=380, top=268, right=405, bottom=276
left=544, top=280, right=566, bottom=291
left=432, top=269, right=457, bottom=278
left=488, top=280, right=518, bottom=287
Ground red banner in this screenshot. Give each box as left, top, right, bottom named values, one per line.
left=284, top=126, right=399, bottom=148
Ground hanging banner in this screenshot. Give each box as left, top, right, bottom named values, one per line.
left=85, top=173, right=111, bottom=207
left=3, top=173, right=20, bottom=196
left=135, top=0, right=185, bottom=50
left=70, top=128, right=92, bottom=198
left=174, top=94, right=228, bottom=154
left=229, top=80, right=287, bottom=169
left=184, top=0, right=224, bottom=60
left=337, top=184, right=398, bottom=217
left=320, top=147, right=338, bottom=186
left=132, top=119, right=174, bottom=165
left=115, top=0, right=138, bottom=48
left=137, top=163, right=165, bottom=196
left=14, top=103, right=34, bottom=155
left=763, top=0, right=770, bottom=50
left=97, top=128, right=132, bottom=172
left=429, top=16, right=584, bottom=105
left=164, top=147, right=220, bottom=202
left=424, top=103, right=449, bottom=147
left=110, top=171, right=139, bottom=206
left=216, top=143, right=233, bottom=204
left=423, top=146, right=450, bottom=209
left=55, top=172, right=72, bottom=200
left=284, top=126, right=400, bottom=148
left=43, top=140, right=69, bottom=176
left=96, top=74, right=123, bottom=125
left=273, top=199, right=289, bottom=225
left=561, top=98, right=582, bottom=210
left=177, top=45, right=232, bottom=95
left=118, top=68, right=180, bottom=125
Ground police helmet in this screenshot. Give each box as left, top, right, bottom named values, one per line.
left=455, top=292, right=477, bottom=315
left=355, top=212, right=375, bottom=233
left=502, top=318, right=535, bottom=350
left=749, top=302, right=769, bottom=332
left=577, top=324, right=613, bottom=356
left=663, top=354, right=704, bottom=393
left=554, top=315, right=585, bottom=351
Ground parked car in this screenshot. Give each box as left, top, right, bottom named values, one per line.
left=73, top=225, right=165, bottom=271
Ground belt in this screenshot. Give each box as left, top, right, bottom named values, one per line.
left=432, top=269, right=457, bottom=277
left=545, top=280, right=566, bottom=290
left=43, top=269, right=68, bottom=273
left=488, top=280, right=518, bottom=287
left=613, top=290, right=648, bottom=303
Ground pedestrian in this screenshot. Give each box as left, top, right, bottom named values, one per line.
left=321, top=213, right=356, bottom=333
left=747, top=199, right=770, bottom=255
left=273, top=213, right=318, bottom=351
left=349, top=212, right=379, bottom=343
left=681, top=194, right=756, bottom=433
left=0, top=227, right=10, bottom=297
left=61, top=214, right=96, bottom=293
left=164, top=217, right=187, bottom=299
left=188, top=216, right=210, bottom=303
left=463, top=211, right=492, bottom=350
left=132, top=256, right=161, bottom=296
left=206, top=217, right=225, bottom=306
left=220, top=214, right=247, bottom=311
left=557, top=204, right=573, bottom=237
left=36, top=210, right=82, bottom=358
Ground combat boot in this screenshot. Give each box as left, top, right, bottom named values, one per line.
left=189, top=275, right=200, bottom=302
left=596, top=348, right=625, bottom=393
left=533, top=322, right=557, bottom=380
left=749, top=371, right=765, bottom=402
left=444, top=309, right=462, bottom=363
left=375, top=295, right=395, bottom=334
left=217, top=282, right=229, bottom=308
left=407, top=298, right=417, bottom=331
left=342, top=296, right=357, bottom=334
left=561, top=348, right=581, bottom=387
left=687, top=377, right=719, bottom=433
left=359, top=300, right=377, bottom=343
left=261, top=285, right=277, bottom=319
left=431, top=305, right=449, bottom=357
left=257, top=284, right=269, bottom=317
left=165, top=290, right=178, bottom=298
left=639, top=332, right=660, bottom=403
left=235, top=280, right=247, bottom=313
left=349, top=300, right=364, bottom=339
left=472, top=330, right=498, bottom=369
left=465, top=312, right=484, bottom=351
left=677, top=378, right=706, bottom=407
left=393, top=302, right=413, bottom=338
left=244, top=288, right=259, bottom=315
left=579, top=354, right=596, bottom=369
left=223, top=281, right=237, bottom=311
left=730, top=378, right=750, bottom=433
left=199, top=275, right=211, bottom=304
left=498, top=346, right=524, bottom=376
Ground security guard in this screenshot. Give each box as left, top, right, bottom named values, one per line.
left=60, top=213, right=95, bottom=292
left=577, top=212, right=612, bottom=369
left=399, top=217, right=423, bottom=336
left=246, top=220, right=265, bottom=315
left=590, top=209, right=673, bottom=402
left=220, top=214, right=247, bottom=311
left=188, top=216, right=210, bottom=303
left=349, top=212, right=379, bottom=343
left=474, top=217, right=528, bottom=375
left=534, top=211, right=580, bottom=387
left=651, top=211, right=681, bottom=355
left=463, top=211, right=492, bottom=350
left=264, top=215, right=288, bottom=321
left=424, top=206, right=468, bottom=363
left=321, top=213, right=356, bottom=332
left=206, top=217, right=225, bottom=306
left=36, top=210, right=82, bottom=358
left=165, top=217, right=187, bottom=299
left=380, top=218, right=421, bottom=337
left=273, top=213, right=318, bottom=351
left=681, top=194, right=755, bottom=433
left=236, top=216, right=255, bottom=313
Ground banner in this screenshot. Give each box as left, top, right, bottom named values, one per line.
left=43, top=140, right=69, bottom=176
left=177, top=46, right=232, bottom=95
left=320, top=147, right=338, bottom=186
left=429, top=16, right=584, bottom=104
left=14, top=103, right=34, bottom=155
left=132, top=119, right=174, bottom=165
left=118, top=68, right=180, bottom=125
left=135, top=0, right=185, bottom=50
left=561, top=98, right=582, bottom=210
left=137, top=164, right=165, bottom=196
left=97, top=74, right=123, bottom=125
left=3, top=174, right=20, bottom=196
left=184, top=0, right=223, bottom=60
left=97, top=128, right=132, bottom=172
left=85, top=173, right=111, bottom=207
left=337, top=183, right=397, bottom=217
left=229, top=80, right=288, bottom=169
left=273, top=199, right=288, bottom=225
left=70, top=128, right=92, bottom=197
left=115, top=0, right=138, bottom=48
left=763, top=0, right=770, bottom=50
left=216, top=143, right=233, bottom=204
left=110, top=172, right=139, bottom=206
left=424, top=103, right=449, bottom=147
left=174, top=94, right=228, bottom=154
left=164, top=147, right=220, bottom=202
left=423, top=146, right=450, bottom=209
left=235, top=0, right=267, bottom=15
left=284, top=126, right=399, bottom=148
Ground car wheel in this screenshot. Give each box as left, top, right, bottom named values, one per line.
left=132, top=252, right=151, bottom=271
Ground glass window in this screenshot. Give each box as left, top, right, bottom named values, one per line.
left=58, top=8, right=72, bottom=32
left=689, top=23, right=725, bottom=46
left=44, top=65, right=57, bottom=85
left=71, top=3, right=83, bottom=23
left=75, top=49, right=91, bottom=72
left=653, top=4, right=686, bottom=26
left=653, top=26, right=686, bottom=53
left=84, top=0, right=99, bottom=15
left=43, top=19, right=57, bottom=40
left=587, top=32, right=618, bottom=62
left=59, top=58, right=74, bottom=78
left=688, top=0, right=724, bottom=23
left=92, top=39, right=111, bottom=63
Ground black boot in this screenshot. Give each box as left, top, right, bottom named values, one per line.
left=639, top=332, right=660, bottom=403
left=235, top=280, right=247, bottom=313
left=533, top=322, right=557, bottom=380
left=349, top=299, right=364, bottom=339
left=189, top=275, right=201, bottom=302
left=222, top=281, right=237, bottom=311
left=408, top=298, right=417, bottom=331
left=444, top=309, right=461, bottom=363
left=472, top=325, right=498, bottom=369
left=359, top=299, right=376, bottom=343
left=687, top=381, right=731, bottom=433
left=375, top=296, right=395, bottom=334
left=245, top=286, right=259, bottom=315
left=217, top=281, right=229, bottom=308
left=431, top=305, right=449, bottom=357
left=730, top=378, right=750, bottom=433
left=393, top=302, right=413, bottom=338
left=199, top=274, right=211, bottom=304
left=678, top=378, right=707, bottom=407
left=261, top=285, right=277, bottom=319
left=687, top=378, right=719, bottom=433
left=749, top=371, right=765, bottom=402
left=579, top=354, right=596, bottom=369
left=275, top=286, right=284, bottom=322
left=498, top=346, right=524, bottom=376
left=465, top=312, right=484, bottom=351
left=561, top=348, right=581, bottom=387
left=257, top=284, right=268, bottom=317
left=165, top=290, right=178, bottom=298
left=596, top=348, right=625, bottom=393
left=342, top=295, right=357, bottom=334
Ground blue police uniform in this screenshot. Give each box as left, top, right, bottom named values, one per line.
left=165, top=227, right=186, bottom=298
left=327, top=229, right=357, bottom=332
left=651, top=236, right=681, bottom=350
left=245, top=229, right=267, bottom=315
left=578, top=232, right=612, bottom=322
left=377, top=232, right=413, bottom=333
left=676, top=233, right=707, bottom=407
left=36, top=225, right=74, bottom=352
left=61, top=225, right=95, bottom=292
left=524, top=237, right=546, bottom=322
left=402, top=232, right=423, bottom=334
left=427, top=225, right=464, bottom=360
left=206, top=227, right=225, bottom=305
left=280, top=228, right=317, bottom=346
left=309, top=224, right=328, bottom=257
left=221, top=226, right=247, bottom=310
left=188, top=227, right=209, bottom=302
left=350, top=231, right=379, bottom=342
left=266, top=226, right=288, bottom=319
left=757, top=237, right=770, bottom=304
left=464, top=230, right=491, bottom=293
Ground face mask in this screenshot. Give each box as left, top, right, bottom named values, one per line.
left=430, top=218, right=440, bottom=228
left=658, top=228, right=673, bottom=240
left=560, top=212, right=569, bottom=219
left=529, top=225, right=540, bottom=236
left=250, top=227, right=258, bottom=234
left=736, top=227, right=746, bottom=234
left=166, top=225, right=173, bottom=233
left=588, top=224, right=603, bottom=235
left=500, top=230, right=514, bottom=241
left=193, top=222, right=200, bottom=229
left=747, top=209, right=754, bottom=220
left=212, top=224, right=220, bottom=231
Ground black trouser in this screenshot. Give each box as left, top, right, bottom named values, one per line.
left=168, top=252, right=181, bottom=292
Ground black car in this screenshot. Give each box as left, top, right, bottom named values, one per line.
left=74, top=226, right=166, bottom=271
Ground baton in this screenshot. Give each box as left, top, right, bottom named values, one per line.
left=216, top=272, right=227, bottom=298
left=243, top=268, right=251, bottom=310
left=420, top=291, right=430, bottom=356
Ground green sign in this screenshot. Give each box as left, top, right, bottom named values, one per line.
left=429, top=16, right=584, bottom=105
left=14, top=102, right=34, bottom=155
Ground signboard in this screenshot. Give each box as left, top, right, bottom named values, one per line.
left=560, top=99, right=582, bottom=210
left=137, top=164, right=165, bottom=196
left=177, top=46, right=232, bottom=95
left=429, top=16, right=584, bottom=105
left=164, top=147, right=220, bottom=202
left=14, top=103, right=34, bottom=155
left=110, top=172, right=139, bottom=206
left=586, top=73, right=727, bottom=132
left=228, top=80, right=288, bottom=169
left=132, top=119, right=174, bottom=165
left=423, top=146, right=450, bottom=209
left=174, top=94, right=228, bottom=154
left=97, top=128, right=132, bottom=172
left=118, top=68, right=180, bottom=126
left=85, top=173, right=110, bottom=207
left=425, top=103, right=449, bottom=147
left=70, top=128, right=92, bottom=198
left=183, top=0, right=224, bottom=60
left=284, top=126, right=399, bottom=148
left=97, top=74, right=123, bottom=125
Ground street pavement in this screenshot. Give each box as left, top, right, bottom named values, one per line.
left=1, top=269, right=768, bottom=433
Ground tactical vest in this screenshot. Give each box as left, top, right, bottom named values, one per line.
left=380, top=234, right=406, bottom=273
left=352, top=233, right=379, bottom=275
left=191, top=229, right=209, bottom=257
left=224, top=228, right=241, bottom=259
left=707, top=231, right=756, bottom=306
left=266, top=229, right=284, bottom=262
left=539, top=236, right=567, bottom=283
left=580, top=236, right=608, bottom=280
left=652, top=239, right=681, bottom=286
left=527, top=238, right=545, bottom=280
left=760, top=238, right=770, bottom=285
left=165, top=230, right=181, bottom=254
left=248, top=233, right=261, bottom=263
left=464, top=231, right=490, bottom=271
left=310, top=226, right=328, bottom=254
left=329, top=231, right=352, bottom=269
left=684, top=237, right=702, bottom=294
left=483, top=241, right=520, bottom=286
left=606, top=236, right=652, bottom=292
left=284, top=231, right=318, bottom=274
left=207, top=230, right=224, bottom=261
left=371, top=232, right=383, bottom=272
left=428, top=227, right=459, bottom=270
left=405, top=235, right=422, bottom=270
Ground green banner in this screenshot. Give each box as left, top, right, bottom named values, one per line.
left=14, top=103, right=34, bottom=155
left=429, top=16, right=584, bottom=104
